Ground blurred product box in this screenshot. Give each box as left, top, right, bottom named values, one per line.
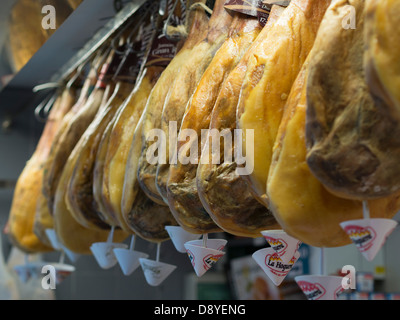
left=336, top=292, right=351, bottom=300
left=356, top=272, right=374, bottom=292
left=369, top=292, right=386, bottom=300
left=351, top=292, right=370, bottom=300
left=386, top=293, right=400, bottom=300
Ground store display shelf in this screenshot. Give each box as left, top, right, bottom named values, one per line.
left=0, top=0, right=145, bottom=115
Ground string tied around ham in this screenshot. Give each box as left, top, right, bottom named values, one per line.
left=163, top=0, right=214, bottom=41
left=189, top=2, right=213, bottom=15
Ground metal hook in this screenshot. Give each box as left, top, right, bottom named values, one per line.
left=81, top=44, right=112, bottom=85
left=34, top=87, right=60, bottom=123
left=65, top=63, right=86, bottom=90
left=111, top=45, right=132, bottom=82
left=66, top=48, right=102, bottom=88
left=110, top=36, right=128, bottom=55
left=111, top=8, right=152, bottom=83
left=109, top=13, right=139, bottom=55
left=162, top=0, right=188, bottom=41
left=113, top=0, right=131, bottom=13
left=32, top=82, right=60, bottom=93
left=43, top=91, right=58, bottom=115
left=125, top=5, right=153, bottom=47
left=34, top=92, right=54, bottom=122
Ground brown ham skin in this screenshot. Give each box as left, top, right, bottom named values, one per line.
left=53, top=83, right=129, bottom=254
left=136, top=0, right=223, bottom=206
left=267, top=54, right=400, bottom=247
left=121, top=99, right=179, bottom=242
left=8, top=87, right=76, bottom=253
left=236, top=0, right=332, bottom=208
left=42, top=52, right=113, bottom=215
left=120, top=2, right=211, bottom=241
left=65, top=80, right=135, bottom=230
left=167, top=12, right=264, bottom=234
left=305, top=0, right=400, bottom=200
left=364, top=0, right=400, bottom=123
left=196, top=6, right=285, bottom=238
left=155, top=0, right=244, bottom=205
left=92, top=118, right=115, bottom=225
left=97, top=66, right=164, bottom=231
left=125, top=189, right=179, bottom=243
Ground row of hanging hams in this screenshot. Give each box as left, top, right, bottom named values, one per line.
left=6, top=0, right=400, bottom=255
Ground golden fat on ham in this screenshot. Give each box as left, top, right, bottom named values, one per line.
left=167, top=10, right=264, bottom=234
left=365, top=0, right=400, bottom=123
left=267, top=55, right=400, bottom=247
left=155, top=0, right=233, bottom=204
left=98, top=66, right=164, bottom=232
left=305, top=0, right=400, bottom=200
left=8, top=87, right=76, bottom=253
left=196, top=5, right=285, bottom=238
left=136, top=0, right=209, bottom=206
left=236, top=0, right=332, bottom=207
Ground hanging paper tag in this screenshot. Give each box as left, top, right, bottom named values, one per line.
left=145, top=34, right=179, bottom=67
left=224, top=0, right=289, bottom=26
left=116, top=42, right=144, bottom=84
left=107, top=45, right=128, bottom=78
left=109, top=2, right=158, bottom=84
left=95, top=62, right=110, bottom=89
left=145, top=0, right=186, bottom=67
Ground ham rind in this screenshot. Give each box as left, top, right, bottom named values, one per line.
left=166, top=12, right=263, bottom=234
left=306, top=0, right=400, bottom=200
left=65, top=81, right=135, bottom=230
left=136, top=0, right=212, bottom=206
left=267, top=56, right=400, bottom=247
left=196, top=6, right=285, bottom=238
left=236, top=0, right=331, bottom=207
left=8, top=87, right=76, bottom=253
left=155, top=0, right=235, bottom=204
left=365, top=0, right=400, bottom=123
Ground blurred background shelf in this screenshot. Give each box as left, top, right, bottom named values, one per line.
left=0, top=0, right=145, bottom=119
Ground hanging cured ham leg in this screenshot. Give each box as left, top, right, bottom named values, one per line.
left=121, top=0, right=210, bottom=242
left=8, top=87, right=76, bottom=253
left=52, top=79, right=130, bottom=254
left=98, top=66, right=165, bottom=231
left=155, top=0, right=235, bottom=204
left=236, top=0, right=331, bottom=207
left=364, top=0, right=400, bottom=123
left=267, top=58, right=400, bottom=247
left=136, top=0, right=213, bottom=206
left=42, top=50, right=113, bottom=215
left=196, top=5, right=285, bottom=238
left=167, top=9, right=265, bottom=234
left=65, top=78, right=136, bottom=230
left=305, top=0, right=400, bottom=200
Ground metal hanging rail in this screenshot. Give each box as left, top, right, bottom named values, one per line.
left=0, top=0, right=147, bottom=119
left=50, top=0, right=147, bottom=85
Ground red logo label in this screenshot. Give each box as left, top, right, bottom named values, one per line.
left=264, top=252, right=295, bottom=277
left=264, top=236, right=288, bottom=255
left=186, top=249, right=195, bottom=268
left=203, top=254, right=224, bottom=270
left=297, top=281, right=326, bottom=300
left=344, top=225, right=376, bottom=252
